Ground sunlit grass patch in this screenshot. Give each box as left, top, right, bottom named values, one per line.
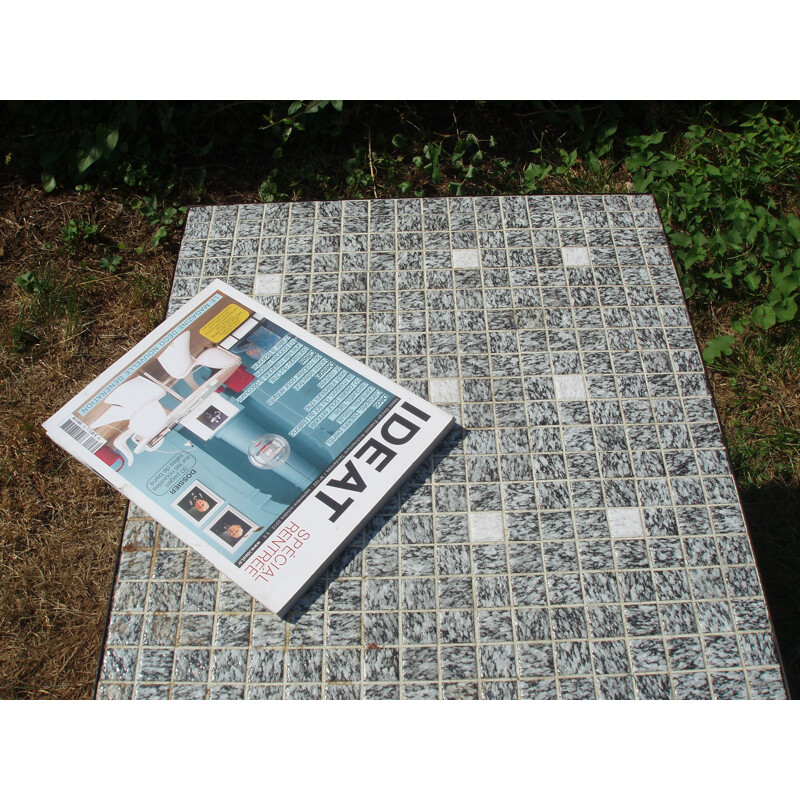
left=707, top=327, right=800, bottom=489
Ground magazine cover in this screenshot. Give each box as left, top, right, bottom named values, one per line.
left=43, top=280, right=454, bottom=614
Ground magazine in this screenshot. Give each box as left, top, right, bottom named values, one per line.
left=43, top=280, right=454, bottom=615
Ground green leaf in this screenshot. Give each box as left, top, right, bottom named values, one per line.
left=76, top=144, right=102, bottom=174
left=287, top=101, right=303, bottom=115
left=785, top=214, right=800, bottom=238
left=669, top=232, right=693, bottom=247
left=652, top=159, right=682, bottom=176
left=258, top=179, right=276, bottom=202
left=751, top=304, right=777, bottom=329
left=625, top=152, right=655, bottom=170
left=632, top=170, right=653, bottom=193
left=770, top=264, right=800, bottom=289
left=625, top=130, right=665, bottom=150
left=702, top=334, right=736, bottom=365
left=41, top=171, right=56, bottom=193
left=15, top=270, right=37, bottom=293
left=391, top=133, right=406, bottom=148
left=683, top=249, right=706, bottom=269
left=452, top=139, right=467, bottom=162
left=96, top=124, right=119, bottom=156
left=151, top=226, right=168, bottom=247
left=555, top=148, right=577, bottom=173
left=427, top=143, right=442, bottom=182
left=331, top=100, right=343, bottom=112
left=773, top=295, right=798, bottom=322
left=522, top=162, right=551, bottom=193
left=744, top=272, right=762, bottom=291
left=98, top=253, right=123, bottom=273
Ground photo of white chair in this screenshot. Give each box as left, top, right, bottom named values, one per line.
left=157, top=330, right=241, bottom=394
left=93, top=375, right=169, bottom=465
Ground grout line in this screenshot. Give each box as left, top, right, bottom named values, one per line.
left=566, top=195, right=607, bottom=697
left=424, top=200, right=445, bottom=700
left=494, top=198, right=525, bottom=699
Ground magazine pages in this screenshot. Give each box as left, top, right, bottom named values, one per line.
left=43, top=280, right=454, bottom=615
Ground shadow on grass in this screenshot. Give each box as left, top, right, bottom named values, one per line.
left=740, top=484, right=800, bottom=699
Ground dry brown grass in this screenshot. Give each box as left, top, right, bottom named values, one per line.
left=0, top=183, right=174, bottom=698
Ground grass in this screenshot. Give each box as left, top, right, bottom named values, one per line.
left=0, top=188, right=175, bottom=697
left=1, top=100, right=798, bottom=698
left=714, top=333, right=800, bottom=487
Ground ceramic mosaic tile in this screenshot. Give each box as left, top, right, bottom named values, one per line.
left=95, top=195, right=787, bottom=700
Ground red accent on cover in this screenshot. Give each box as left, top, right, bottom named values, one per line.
left=95, top=444, right=124, bottom=472
left=221, top=366, right=255, bottom=393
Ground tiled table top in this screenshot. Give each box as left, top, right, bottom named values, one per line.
left=96, top=195, right=787, bottom=700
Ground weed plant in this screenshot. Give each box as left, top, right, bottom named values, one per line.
left=12, top=265, right=84, bottom=351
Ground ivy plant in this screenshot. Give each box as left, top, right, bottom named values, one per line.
left=624, top=106, right=800, bottom=362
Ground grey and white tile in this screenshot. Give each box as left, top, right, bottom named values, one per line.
left=96, top=196, right=786, bottom=701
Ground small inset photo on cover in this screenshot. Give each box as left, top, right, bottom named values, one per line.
left=230, top=319, right=284, bottom=361
left=172, top=481, right=223, bottom=525
left=205, top=506, right=258, bottom=549
left=197, top=404, right=229, bottom=431
left=180, top=393, right=240, bottom=441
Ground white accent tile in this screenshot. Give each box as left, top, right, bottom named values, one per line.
left=607, top=508, right=645, bottom=539
left=255, top=274, right=282, bottom=295
left=452, top=249, right=480, bottom=269
left=554, top=374, right=587, bottom=401
left=469, top=512, right=505, bottom=542
left=561, top=247, right=590, bottom=266
left=430, top=378, right=460, bottom=403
